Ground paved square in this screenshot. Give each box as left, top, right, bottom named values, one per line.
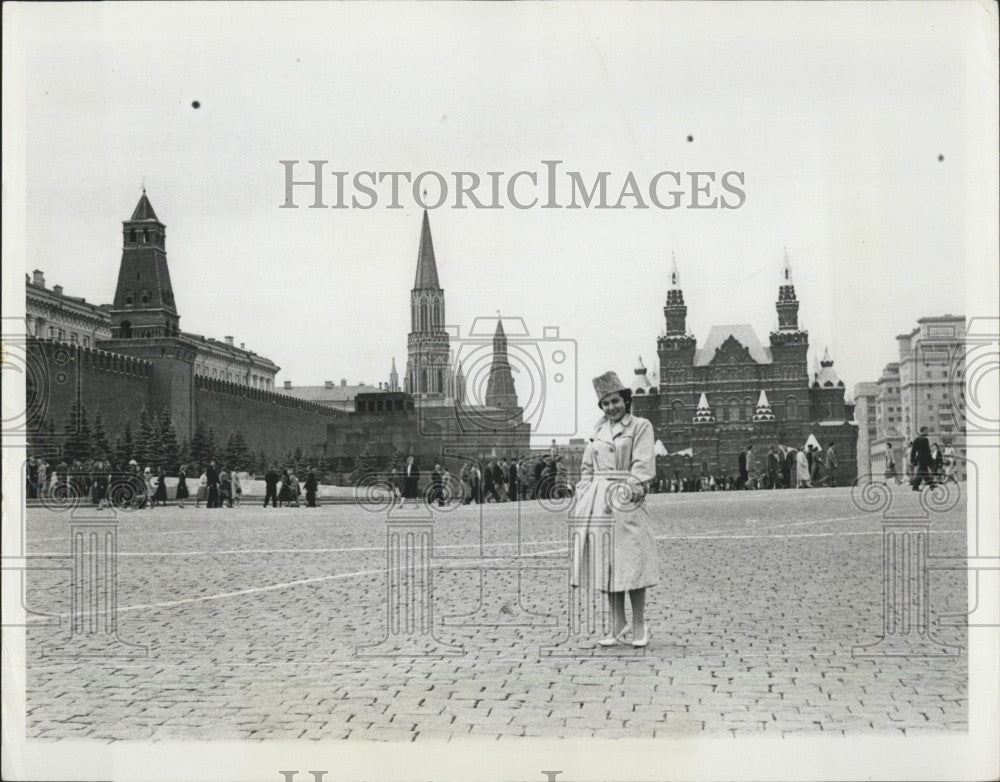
left=22, top=487, right=967, bottom=740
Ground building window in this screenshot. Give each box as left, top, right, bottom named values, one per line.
left=140, top=290, right=151, bottom=304
left=786, top=397, right=798, bottom=419
left=143, top=229, right=149, bottom=243
left=129, top=229, right=136, bottom=242
left=730, top=399, right=739, bottom=422
left=69, top=333, right=78, bottom=344
left=82, top=337, right=90, bottom=347
left=125, top=293, right=134, bottom=306
left=744, top=399, right=753, bottom=421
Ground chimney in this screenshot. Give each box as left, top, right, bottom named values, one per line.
left=32, top=270, right=45, bottom=287
left=53, top=284, right=63, bottom=296
left=224, top=335, right=234, bottom=346
left=324, top=380, right=334, bottom=389
left=283, top=380, right=292, bottom=389
left=340, top=378, right=347, bottom=387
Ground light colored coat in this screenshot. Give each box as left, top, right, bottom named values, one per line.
left=570, top=413, right=659, bottom=592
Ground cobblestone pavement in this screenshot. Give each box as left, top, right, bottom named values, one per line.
left=21, top=486, right=968, bottom=740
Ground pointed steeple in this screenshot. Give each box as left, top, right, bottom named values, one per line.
left=455, top=361, right=466, bottom=404
left=407, top=210, right=451, bottom=398
left=131, top=190, right=159, bottom=221
left=664, top=251, right=688, bottom=337
left=693, top=392, right=715, bottom=423
left=485, top=315, right=518, bottom=409
left=753, top=389, right=776, bottom=422
left=632, top=356, right=654, bottom=394
left=814, top=347, right=844, bottom=388
left=413, top=210, right=440, bottom=290
left=110, top=190, right=178, bottom=339
left=781, top=246, right=792, bottom=284
left=389, top=357, right=399, bottom=392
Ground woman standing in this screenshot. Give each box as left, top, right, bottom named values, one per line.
left=176, top=465, right=190, bottom=507
left=571, top=372, right=658, bottom=648
left=153, top=466, right=169, bottom=506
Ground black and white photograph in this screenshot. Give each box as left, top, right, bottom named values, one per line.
left=2, top=2, right=998, bottom=781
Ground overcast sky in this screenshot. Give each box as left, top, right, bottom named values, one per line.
left=5, top=2, right=996, bottom=442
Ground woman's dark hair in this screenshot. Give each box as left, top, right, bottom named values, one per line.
left=598, top=387, right=632, bottom=413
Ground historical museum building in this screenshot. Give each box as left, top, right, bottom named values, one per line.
left=630, top=253, right=859, bottom=482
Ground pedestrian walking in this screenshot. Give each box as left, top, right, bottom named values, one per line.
left=795, top=447, right=811, bottom=488
left=402, top=456, right=420, bottom=501
left=884, top=443, right=900, bottom=484
left=910, top=428, right=934, bottom=491
left=263, top=464, right=280, bottom=508
left=571, top=372, right=658, bottom=649
left=206, top=460, right=221, bottom=508
left=196, top=469, right=208, bottom=507
left=176, top=464, right=190, bottom=507
left=430, top=464, right=445, bottom=507
left=289, top=470, right=301, bottom=507
left=304, top=466, right=318, bottom=507
left=153, top=466, right=169, bottom=506
left=232, top=470, right=242, bottom=506
left=220, top=467, right=234, bottom=508
left=942, top=444, right=957, bottom=483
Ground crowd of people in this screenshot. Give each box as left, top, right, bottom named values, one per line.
left=24, top=456, right=323, bottom=510
left=386, top=453, right=572, bottom=507
left=657, top=442, right=839, bottom=493
left=884, top=428, right=958, bottom=489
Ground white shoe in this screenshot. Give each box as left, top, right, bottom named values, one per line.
left=597, top=625, right=631, bottom=647
left=632, top=623, right=650, bottom=648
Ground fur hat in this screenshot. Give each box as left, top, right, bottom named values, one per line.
left=592, top=371, right=627, bottom=402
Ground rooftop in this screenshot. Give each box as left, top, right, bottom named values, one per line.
left=694, top=324, right=772, bottom=366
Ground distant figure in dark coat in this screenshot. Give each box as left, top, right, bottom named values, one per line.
left=430, top=464, right=445, bottom=507
left=304, top=466, right=319, bottom=507
left=737, top=448, right=748, bottom=489
left=402, top=456, right=420, bottom=500
left=206, top=461, right=221, bottom=508
left=175, top=465, right=190, bottom=505
left=153, top=467, right=168, bottom=505
left=910, top=428, right=934, bottom=491
left=508, top=459, right=520, bottom=502
left=263, top=464, right=280, bottom=508
left=533, top=458, right=546, bottom=499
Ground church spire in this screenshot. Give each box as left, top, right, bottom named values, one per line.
left=413, top=210, right=440, bottom=290
left=669, top=251, right=681, bottom=289
left=485, top=315, right=518, bottom=409
left=406, top=211, right=451, bottom=398
left=389, top=357, right=399, bottom=392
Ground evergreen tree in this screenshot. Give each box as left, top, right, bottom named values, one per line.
left=189, top=420, right=208, bottom=469
left=206, top=427, right=218, bottom=464
left=157, top=408, right=180, bottom=472
left=91, top=411, right=112, bottom=462
left=224, top=431, right=253, bottom=471
left=135, top=409, right=155, bottom=467
left=116, top=422, right=135, bottom=466
left=63, top=401, right=91, bottom=462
